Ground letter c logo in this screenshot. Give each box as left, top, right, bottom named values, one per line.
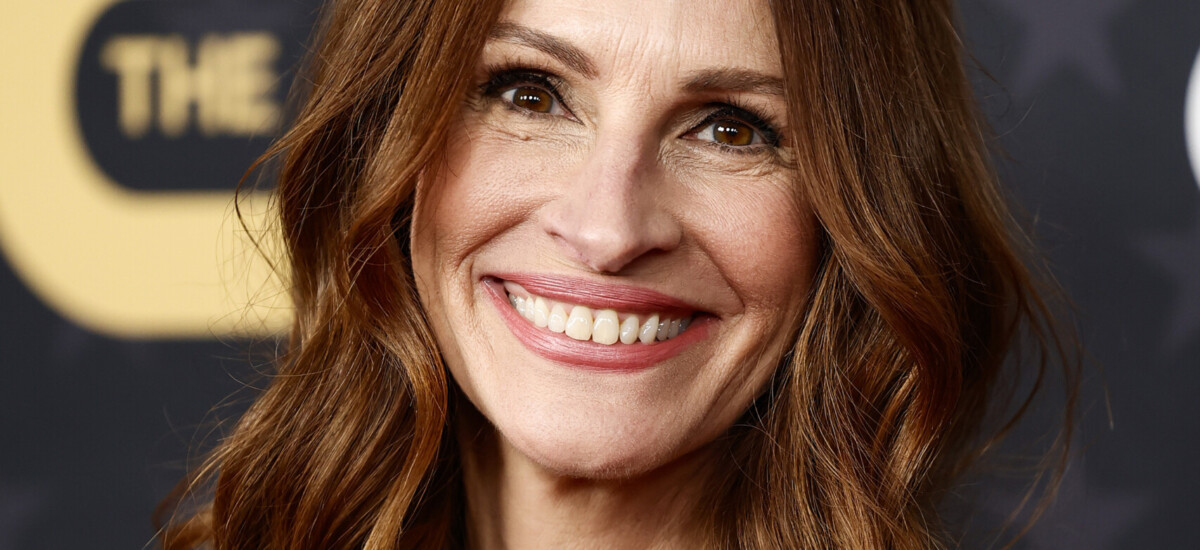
left=0, top=0, right=290, bottom=338
left=1186, top=45, right=1200, bottom=190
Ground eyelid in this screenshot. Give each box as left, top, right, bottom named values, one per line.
left=481, top=67, right=576, bottom=119
left=684, top=104, right=781, bottom=149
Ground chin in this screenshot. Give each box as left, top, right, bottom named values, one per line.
left=483, top=393, right=699, bottom=480
left=505, top=424, right=682, bottom=480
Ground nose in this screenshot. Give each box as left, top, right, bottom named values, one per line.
left=541, top=133, right=681, bottom=274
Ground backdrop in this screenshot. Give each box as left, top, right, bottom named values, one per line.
left=1, top=1, right=1197, bottom=548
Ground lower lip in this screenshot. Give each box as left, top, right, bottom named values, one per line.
left=483, top=278, right=711, bottom=372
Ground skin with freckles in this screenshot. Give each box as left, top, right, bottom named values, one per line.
left=411, top=0, right=819, bottom=546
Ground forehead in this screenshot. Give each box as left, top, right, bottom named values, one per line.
left=497, top=0, right=782, bottom=79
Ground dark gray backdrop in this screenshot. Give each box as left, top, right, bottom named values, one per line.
left=1, top=0, right=1196, bottom=548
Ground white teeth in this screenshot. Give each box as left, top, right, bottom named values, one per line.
left=592, top=309, right=619, bottom=345
left=548, top=304, right=567, bottom=333
left=640, top=314, right=659, bottom=344
left=522, top=297, right=537, bottom=322
left=504, top=286, right=695, bottom=346
left=619, top=315, right=640, bottom=344
left=533, top=297, right=550, bottom=328
left=565, top=306, right=593, bottom=341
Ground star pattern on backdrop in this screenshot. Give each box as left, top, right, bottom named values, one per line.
left=987, top=0, right=1133, bottom=96
left=1139, top=213, right=1200, bottom=353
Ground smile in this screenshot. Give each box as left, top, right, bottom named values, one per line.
left=503, top=280, right=693, bottom=345
left=482, top=274, right=712, bottom=371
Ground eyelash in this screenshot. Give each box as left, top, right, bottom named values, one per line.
left=479, top=65, right=781, bottom=152
left=480, top=66, right=573, bottom=118
left=693, top=102, right=782, bottom=153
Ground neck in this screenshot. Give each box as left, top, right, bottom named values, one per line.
left=456, top=410, right=722, bottom=550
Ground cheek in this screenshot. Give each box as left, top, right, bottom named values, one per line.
left=682, top=172, right=819, bottom=316
left=660, top=172, right=818, bottom=432
left=418, top=154, right=523, bottom=268
left=415, top=124, right=581, bottom=272
left=729, top=202, right=816, bottom=308
left=411, top=122, right=584, bottom=404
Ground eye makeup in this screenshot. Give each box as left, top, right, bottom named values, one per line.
left=479, top=65, right=574, bottom=118
left=474, top=62, right=784, bottom=154
left=692, top=103, right=781, bottom=146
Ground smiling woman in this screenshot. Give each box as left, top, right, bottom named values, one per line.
left=158, top=0, right=1074, bottom=548
left=416, top=3, right=818, bottom=489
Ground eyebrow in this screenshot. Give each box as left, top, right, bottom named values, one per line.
left=487, top=22, right=785, bottom=98
left=683, top=68, right=786, bottom=97
left=488, top=22, right=598, bottom=78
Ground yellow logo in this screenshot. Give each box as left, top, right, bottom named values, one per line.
left=101, top=32, right=282, bottom=139
left=0, top=0, right=294, bottom=338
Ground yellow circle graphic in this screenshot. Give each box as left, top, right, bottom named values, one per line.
left=0, top=0, right=291, bottom=338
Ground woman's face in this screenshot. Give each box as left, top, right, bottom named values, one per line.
left=413, top=0, right=819, bottom=478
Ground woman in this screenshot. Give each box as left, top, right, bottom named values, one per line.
left=160, top=0, right=1074, bottom=548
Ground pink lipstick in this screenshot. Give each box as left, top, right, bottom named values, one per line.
left=482, top=276, right=711, bottom=371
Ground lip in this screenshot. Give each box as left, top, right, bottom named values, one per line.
left=482, top=276, right=712, bottom=371
left=490, top=272, right=701, bottom=316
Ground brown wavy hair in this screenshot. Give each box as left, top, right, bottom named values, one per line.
left=158, top=0, right=1076, bottom=548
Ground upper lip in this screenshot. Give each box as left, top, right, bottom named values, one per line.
left=487, top=272, right=706, bottom=316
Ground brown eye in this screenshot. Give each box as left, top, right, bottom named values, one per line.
left=500, top=85, right=567, bottom=116
left=686, top=112, right=769, bottom=150
left=712, top=120, right=754, bottom=146
left=511, top=86, right=553, bottom=113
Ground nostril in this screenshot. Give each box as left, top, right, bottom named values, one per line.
left=544, top=207, right=682, bottom=274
